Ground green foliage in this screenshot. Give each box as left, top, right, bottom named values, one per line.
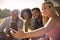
left=0, top=8, right=11, bottom=18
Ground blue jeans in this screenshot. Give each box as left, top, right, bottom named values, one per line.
left=0, top=35, right=5, bottom=40
left=13, top=38, right=21, bottom=40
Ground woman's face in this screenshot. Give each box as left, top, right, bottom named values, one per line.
left=42, top=4, right=52, bottom=17
left=23, top=12, right=30, bottom=20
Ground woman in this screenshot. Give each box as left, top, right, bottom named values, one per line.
left=21, top=8, right=35, bottom=40
left=10, top=1, right=60, bottom=40
left=21, top=8, right=35, bottom=31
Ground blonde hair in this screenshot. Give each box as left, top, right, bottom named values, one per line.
left=42, top=1, right=54, bottom=8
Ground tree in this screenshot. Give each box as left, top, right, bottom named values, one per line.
left=0, top=8, right=11, bottom=18
left=0, top=9, right=2, bottom=17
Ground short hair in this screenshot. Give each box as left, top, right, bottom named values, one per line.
left=12, top=9, right=20, bottom=15
left=32, top=8, right=42, bottom=16
left=32, top=8, right=41, bottom=12
left=21, top=8, right=32, bottom=19
left=42, top=1, right=54, bottom=8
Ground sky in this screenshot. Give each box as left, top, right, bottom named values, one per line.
left=0, top=0, right=44, bottom=11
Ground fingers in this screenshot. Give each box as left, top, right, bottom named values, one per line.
left=10, top=28, right=17, bottom=33
left=10, top=32, right=17, bottom=38
left=10, top=28, right=24, bottom=38
left=10, top=28, right=17, bottom=37
left=10, top=31, right=15, bottom=36
left=10, top=30, right=21, bottom=38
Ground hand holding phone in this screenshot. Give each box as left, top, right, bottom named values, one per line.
left=10, top=28, right=17, bottom=33
left=10, top=22, right=18, bottom=31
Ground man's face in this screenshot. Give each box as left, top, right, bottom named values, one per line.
left=32, top=10, right=40, bottom=19
left=12, top=12, right=18, bottom=21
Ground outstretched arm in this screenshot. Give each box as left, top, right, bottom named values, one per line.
left=10, top=18, right=55, bottom=38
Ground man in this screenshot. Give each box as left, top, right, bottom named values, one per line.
left=0, top=9, right=23, bottom=40
left=31, top=8, right=45, bottom=40
left=32, top=8, right=43, bottom=29
left=10, top=1, right=60, bottom=40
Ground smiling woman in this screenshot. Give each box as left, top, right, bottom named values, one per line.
left=0, top=0, right=44, bottom=11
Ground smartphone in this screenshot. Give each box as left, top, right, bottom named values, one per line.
left=10, top=22, right=18, bottom=31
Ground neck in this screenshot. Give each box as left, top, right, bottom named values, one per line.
left=27, top=18, right=31, bottom=23
left=26, top=18, right=31, bottom=25
left=36, top=17, right=41, bottom=22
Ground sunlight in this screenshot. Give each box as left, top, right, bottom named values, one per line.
left=0, top=0, right=44, bottom=11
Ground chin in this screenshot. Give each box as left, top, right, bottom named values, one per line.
left=34, top=17, right=37, bottom=19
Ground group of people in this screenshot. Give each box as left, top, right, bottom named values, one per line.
left=0, top=1, right=60, bottom=40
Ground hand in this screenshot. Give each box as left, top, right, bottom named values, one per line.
left=10, top=28, right=24, bottom=38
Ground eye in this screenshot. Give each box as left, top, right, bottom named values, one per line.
left=42, top=7, right=46, bottom=11
left=49, top=6, right=51, bottom=8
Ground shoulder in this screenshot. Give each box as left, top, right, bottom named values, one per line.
left=18, top=18, right=23, bottom=23
left=53, top=16, right=60, bottom=25
left=18, top=18, right=23, bottom=21
left=5, top=16, right=10, bottom=19
left=0, top=16, right=11, bottom=25
left=44, top=16, right=60, bottom=27
left=4, top=16, right=11, bottom=21
left=51, top=16, right=60, bottom=23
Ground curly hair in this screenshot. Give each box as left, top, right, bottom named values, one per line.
left=21, top=8, right=32, bottom=19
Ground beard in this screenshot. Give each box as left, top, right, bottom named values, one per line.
left=35, top=15, right=41, bottom=20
